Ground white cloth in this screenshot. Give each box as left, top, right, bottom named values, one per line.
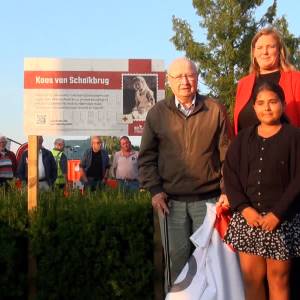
left=166, top=203, right=245, bottom=300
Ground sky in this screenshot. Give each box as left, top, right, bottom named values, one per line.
left=0, top=0, right=299, bottom=151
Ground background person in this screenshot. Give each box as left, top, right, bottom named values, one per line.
left=234, top=27, right=300, bottom=134
left=79, top=136, right=110, bottom=191
left=0, top=136, right=17, bottom=187
left=51, top=138, right=68, bottom=189
left=224, top=82, right=300, bottom=300
left=138, top=57, right=231, bottom=287
left=17, top=136, right=57, bottom=190
left=111, top=136, right=139, bottom=191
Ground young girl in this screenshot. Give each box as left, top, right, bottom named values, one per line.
left=223, top=82, right=300, bottom=300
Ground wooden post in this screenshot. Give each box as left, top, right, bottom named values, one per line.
left=28, top=135, right=38, bottom=299
left=28, top=135, right=39, bottom=210
left=153, top=209, right=164, bottom=300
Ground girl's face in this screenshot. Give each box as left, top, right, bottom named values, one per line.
left=253, top=89, right=284, bottom=125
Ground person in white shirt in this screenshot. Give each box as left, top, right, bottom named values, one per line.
left=112, top=136, right=139, bottom=191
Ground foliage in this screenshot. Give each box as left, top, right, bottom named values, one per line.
left=0, top=186, right=154, bottom=300
left=0, top=185, right=28, bottom=300
left=171, top=0, right=300, bottom=116
left=30, top=188, right=153, bottom=300
left=101, top=136, right=120, bottom=154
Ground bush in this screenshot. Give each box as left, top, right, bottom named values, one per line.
left=30, top=188, right=154, bottom=300
left=0, top=186, right=28, bottom=300
left=0, top=186, right=154, bottom=300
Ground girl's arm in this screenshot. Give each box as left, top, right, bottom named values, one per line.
left=271, top=131, right=300, bottom=220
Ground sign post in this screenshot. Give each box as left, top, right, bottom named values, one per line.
left=28, top=135, right=38, bottom=210
left=27, top=135, right=38, bottom=299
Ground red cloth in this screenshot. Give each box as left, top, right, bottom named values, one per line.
left=106, top=179, right=118, bottom=189
left=16, top=143, right=28, bottom=163
left=215, top=205, right=231, bottom=240
left=234, top=71, right=300, bottom=134
left=215, top=205, right=234, bottom=251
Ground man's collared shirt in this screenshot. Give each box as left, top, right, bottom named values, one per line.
left=175, top=96, right=196, bottom=117
left=112, top=150, right=139, bottom=180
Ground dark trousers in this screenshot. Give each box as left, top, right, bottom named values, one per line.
left=85, top=177, right=103, bottom=191
left=117, top=179, right=139, bottom=191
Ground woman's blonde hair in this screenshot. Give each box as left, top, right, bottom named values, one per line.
left=249, top=27, right=295, bottom=75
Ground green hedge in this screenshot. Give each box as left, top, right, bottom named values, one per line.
left=0, top=187, right=28, bottom=300
left=0, top=186, right=154, bottom=300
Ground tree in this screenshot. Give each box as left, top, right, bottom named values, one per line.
left=100, top=136, right=120, bottom=154
left=171, top=0, right=300, bottom=116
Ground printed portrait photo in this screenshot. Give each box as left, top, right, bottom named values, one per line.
left=122, top=74, right=158, bottom=121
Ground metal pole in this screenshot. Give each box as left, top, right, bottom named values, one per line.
left=164, top=213, right=171, bottom=292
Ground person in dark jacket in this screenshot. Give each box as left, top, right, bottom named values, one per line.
left=79, top=136, right=110, bottom=191
left=17, top=136, right=57, bottom=190
left=138, top=57, right=231, bottom=287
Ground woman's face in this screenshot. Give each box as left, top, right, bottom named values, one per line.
left=133, top=80, right=142, bottom=91
left=253, top=34, right=280, bottom=74
left=253, top=89, right=283, bottom=125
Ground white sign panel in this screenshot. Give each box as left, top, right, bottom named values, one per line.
left=24, top=58, right=165, bottom=136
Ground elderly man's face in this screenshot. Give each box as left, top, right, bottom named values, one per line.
left=167, top=59, right=198, bottom=101
left=91, top=137, right=102, bottom=152
left=0, top=138, right=7, bottom=151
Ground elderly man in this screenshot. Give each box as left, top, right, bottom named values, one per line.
left=51, top=138, right=68, bottom=189
left=18, top=136, right=57, bottom=190
left=0, top=136, right=17, bottom=186
left=138, top=57, right=231, bottom=287
left=79, top=136, right=110, bottom=191
left=112, top=136, right=139, bottom=191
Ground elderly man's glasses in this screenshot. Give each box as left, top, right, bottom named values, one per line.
left=168, top=73, right=197, bottom=81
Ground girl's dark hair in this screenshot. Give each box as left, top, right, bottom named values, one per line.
left=252, top=81, right=290, bottom=124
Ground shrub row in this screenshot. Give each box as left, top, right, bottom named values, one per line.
left=0, top=186, right=153, bottom=300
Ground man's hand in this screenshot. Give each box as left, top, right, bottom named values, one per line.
left=152, top=192, right=169, bottom=215
left=259, top=212, right=280, bottom=232
left=241, top=207, right=262, bottom=228
left=216, top=194, right=230, bottom=208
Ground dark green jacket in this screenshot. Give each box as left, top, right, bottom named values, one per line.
left=138, top=93, right=231, bottom=198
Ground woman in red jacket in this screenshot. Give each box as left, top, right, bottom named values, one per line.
left=234, top=27, right=300, bottom=135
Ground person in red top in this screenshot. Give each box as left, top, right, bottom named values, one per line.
left=234, top=27, right=300, bottom=135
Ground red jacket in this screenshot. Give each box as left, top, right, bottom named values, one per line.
left=234, top=70, right=300, bottom=134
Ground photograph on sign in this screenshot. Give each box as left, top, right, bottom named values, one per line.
left=121, top=74, right=157, bottom=123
